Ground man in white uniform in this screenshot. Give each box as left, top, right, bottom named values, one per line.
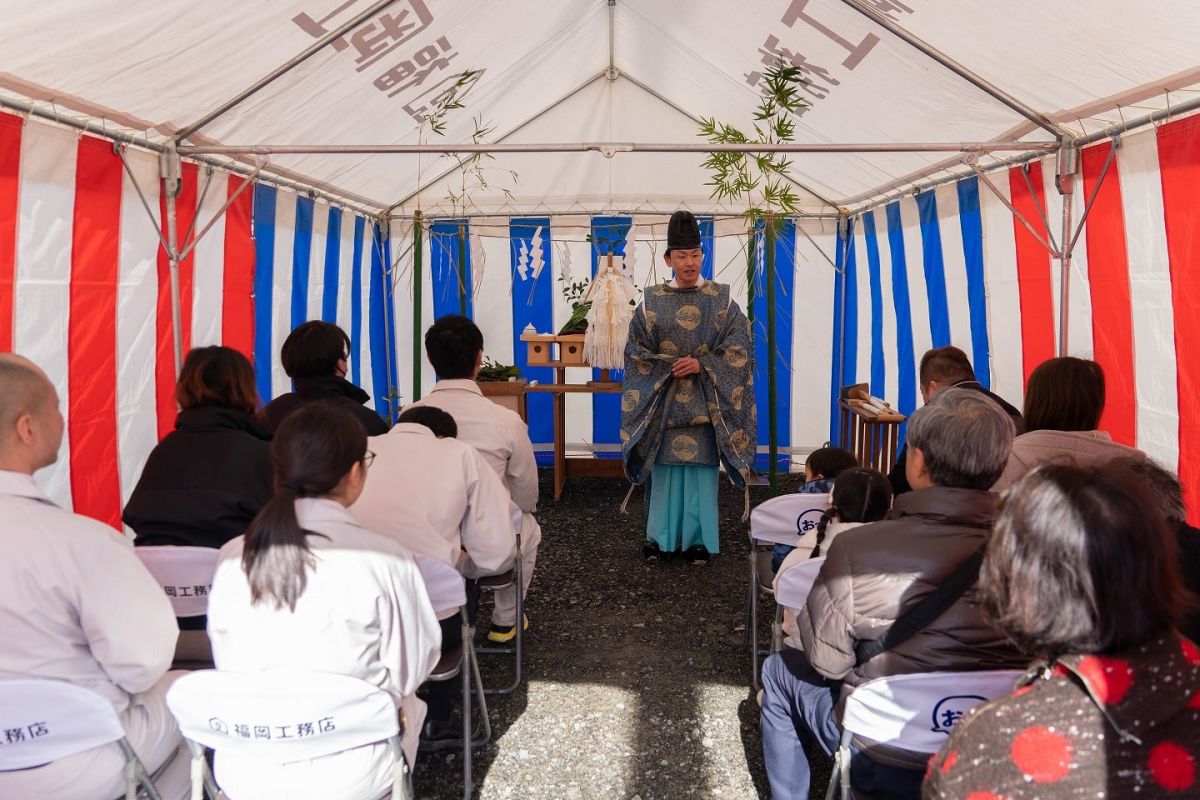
left=351, top=404, right=516, bottom=580
left=0, top=354, right=188, bottom=800
left=410, top=315, right=542, bottom=642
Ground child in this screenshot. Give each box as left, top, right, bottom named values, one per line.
left=774, top=466, right=892, bottom=648
left=770, top=446, right=858, bottom=573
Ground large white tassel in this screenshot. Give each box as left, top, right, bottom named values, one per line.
left=583, top=266, right=638, bottom=370
left=470, top=228, right=486, bottom=296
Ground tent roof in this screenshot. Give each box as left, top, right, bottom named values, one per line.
left=4, top=0, right=1198, bottom=215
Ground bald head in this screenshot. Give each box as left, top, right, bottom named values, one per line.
left=0, top=354, right=63, bottom=474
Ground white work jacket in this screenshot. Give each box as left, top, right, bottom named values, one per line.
left=351, top=423, right=516, bottom=578
left=207, top=498, right=441, bottom=779
left=0, top=470, right=178, bottom=714
left=411, top=380, right=539, bottom=513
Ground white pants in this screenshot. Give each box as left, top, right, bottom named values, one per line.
left=491, top=512, right=540, bottom=627
left=0, top=671, right=190, bottom=800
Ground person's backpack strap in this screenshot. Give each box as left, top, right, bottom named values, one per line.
left=853, top=543, right=987, bottom=667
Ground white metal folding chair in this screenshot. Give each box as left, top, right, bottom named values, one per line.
left=414, top=555, right=491, bottom=800
left=136, top=546, right=220, bottom=668
left=166, top=670, right=412, bottom=800
left=746, top=493, right=830, bottom=689
left=0, top=679, right=166, bottom=800
left=475, top=501, right=526, bottom=695
left=825, top=669, right=1024, bottom=800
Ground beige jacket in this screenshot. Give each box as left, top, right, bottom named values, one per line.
left=991, top=429, right=1143, bottom=492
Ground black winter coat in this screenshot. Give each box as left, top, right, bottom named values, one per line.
left=888, top=380, right=1024, bottom=495
left=123, top=406, right=273, bottom=550
left=261, top=375, right=389, bottom=435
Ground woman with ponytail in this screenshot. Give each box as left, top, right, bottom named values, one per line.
left=774, top=467, right=892, bottom=648
left=206, top=404, right=441, bottom=799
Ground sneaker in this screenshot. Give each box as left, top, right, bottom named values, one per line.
left=486, top=614, right=529, bottom=643
left=684, top=545, right=710, bottom=565
left=643, top=542, right=665, bottom=561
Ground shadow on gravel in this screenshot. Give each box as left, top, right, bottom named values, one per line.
left=413, top=472, right=805, bottom=799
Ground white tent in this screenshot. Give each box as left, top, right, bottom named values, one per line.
left=2, top=0, right=1199, bottom=523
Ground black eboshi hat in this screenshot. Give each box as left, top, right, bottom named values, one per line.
left=665, top=210, right=702, bottom=255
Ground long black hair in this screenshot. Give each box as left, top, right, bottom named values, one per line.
left=241, top=403, right=368, bottom=611
left=812, top=467, right=892, bottom=557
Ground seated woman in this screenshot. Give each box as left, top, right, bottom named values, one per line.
left=992, top=356, right=1142, bottom=490
left=923, top=463, right=1199, bottom=799
left=206, top=404, right=441, bottom=798
left=123, top=346, right=272, bottom=661
left=774, top=466, right=891, bottom=649
left=771, top=446, right=859, bottom=572
left=124, top=346, right=272, bottom=548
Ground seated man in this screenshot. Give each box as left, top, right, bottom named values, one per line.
left=410, top=315, right=542, bottom=642
left=889, top=345, right=1022, bottom=495
left=760, top=388, right=1027, bottom=800
left=350, top=403, right=515, bottom=739
left=263, top=320, right=389, bottom=435
left=0, top=355, right=187, bottom=800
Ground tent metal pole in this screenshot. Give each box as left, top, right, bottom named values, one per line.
left=113, top=144, right=171, bottom=253
left=834, top=213, right=851, bottom=447
left=1067, top=138, right=1118, bottom=255
left=161, top=142, right=185, bottom=375
left=620, top=72, right=841, bottom=210
left=179, top=141, right=1059, bottom=156
left=1056, top=144, right=1078, bottom=357
left=177, top=163, right=264, bottom=261
left=606, top=0, right=618, bottom=81
left=836, top=0, right=1065, bottom=138
left=0, top=96, right=382, bottom=215
left=1073, top=94, right=1200, bottom=147
left=388, top=208, right=840, bottom=220
left=385, top=71, right=607, bottom=213
left=1017, top=163, right=1059, bottom=253
left=174, top=0, right=401, bottom=142
left=969, top=165, right=1059, bottom=257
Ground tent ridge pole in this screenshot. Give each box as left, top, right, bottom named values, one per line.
left=179, top=141, right=1058, bottom=156
left=837, top=0, right=1066, bottom=138
left=174, top=0, right=402, bottom=142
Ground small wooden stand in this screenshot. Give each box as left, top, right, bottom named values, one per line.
left=838, top=383, right=906, bottom=473
left=521, top=331, right=625, bottom=500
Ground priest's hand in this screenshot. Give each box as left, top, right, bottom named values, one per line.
left=672, top=356, right=701, bottom=377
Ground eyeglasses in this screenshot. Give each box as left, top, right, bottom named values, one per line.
left=362, top=450, right=376, bottom=468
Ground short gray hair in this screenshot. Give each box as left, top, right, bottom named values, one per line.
left=906, top=387, right=1014, bottom=489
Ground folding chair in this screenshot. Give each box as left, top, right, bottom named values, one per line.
left=136, top=546, right=220, bottom=669
left=475, top=501, right=525, bottom=695
left=772, top=555, right=826, bottom=649
left=0, top=679, right=166, bottom=800
left=825, top=669, right=1024, bottom=800
left=166, top=670, right=412, bottom=800
left=414, top=555, right=492, bottom=800
left=746, top=493, right=830, bottom=689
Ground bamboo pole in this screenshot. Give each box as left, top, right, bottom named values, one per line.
left=412, top=211, right=424, bottom=402
left=765, top=213, right=779, bottom=494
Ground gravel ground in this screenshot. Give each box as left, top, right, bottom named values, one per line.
left=413, top=470, right=832, bottom=799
